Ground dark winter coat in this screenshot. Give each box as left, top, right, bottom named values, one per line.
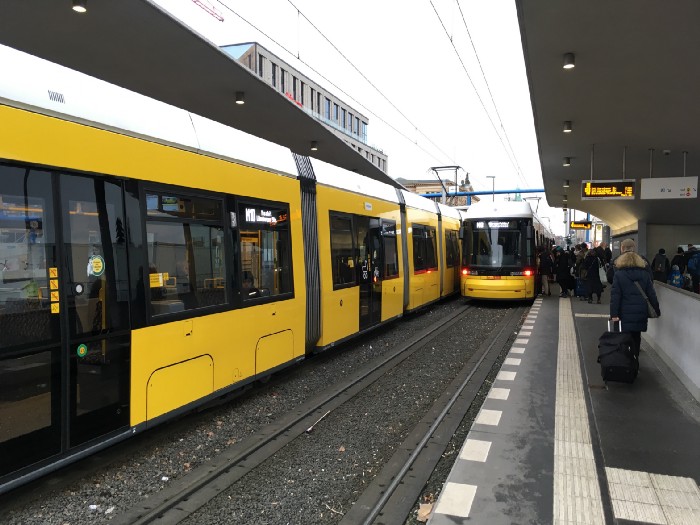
left=671, top=254, right=686, bottom=275
left=583, top=252, right=603, bottom=296
left=555, top=252, right=571, bottom=281
left=610, top=252, right=661, bottom=332
left=606, top=252, right=653, bottom=284
left=540, top=253, right=554, bottom=276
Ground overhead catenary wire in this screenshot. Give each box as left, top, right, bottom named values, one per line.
left=454, top=0, right=528, bottom=187
left=428, top=0, right=530, bottom=189
left=213, top=0, right=451, bottom=166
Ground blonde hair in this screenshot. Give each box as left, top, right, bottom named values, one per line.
left=620, top=239, right=636, bottom=253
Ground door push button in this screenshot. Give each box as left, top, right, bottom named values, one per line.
left=74, top=283, right=84, bottom=295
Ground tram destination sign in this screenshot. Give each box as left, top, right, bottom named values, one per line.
left=570, top=220, right=592, bottom=230
left=581, top=180, right=635, bottom=200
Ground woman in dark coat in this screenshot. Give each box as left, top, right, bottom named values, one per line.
left=583, top=249, right=604, bottom=303
left=555, top=248, right=572, bottom=297
left=610, top=251, right=661, bottom=356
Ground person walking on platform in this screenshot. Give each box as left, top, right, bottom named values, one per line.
left=606, top=238, right=653, bottom=284
left=555, top=247, right=572, bottom=297
left=687, top=246, right=700, bottom=294
left=671, top=246, right=686, bottom=275
left=539, top=247, right=553, bottom=296
left=651, top=248, right=670, bottom=282
left=584, top=247, right=604, bottom=303
left=610, top=250, right=661, bottom=357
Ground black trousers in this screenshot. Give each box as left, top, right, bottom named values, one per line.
left=629, top=331, right=641, bottom=357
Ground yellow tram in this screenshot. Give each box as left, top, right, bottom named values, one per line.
left=0, top=45, right=462, bottom=492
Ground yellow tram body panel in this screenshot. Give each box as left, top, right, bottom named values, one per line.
left=315, top=184, right=404, bottom=347
left=404, top=208, right=441, bottom=311
left=461, top=275, right=536, bottom=300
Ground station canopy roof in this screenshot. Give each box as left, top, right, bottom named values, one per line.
left=0, top=0, right=397, bottom=187
left=516, top=1, right=700, bottom=231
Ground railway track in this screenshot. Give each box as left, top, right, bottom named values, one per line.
left=110, top=302, right=525, bottom=525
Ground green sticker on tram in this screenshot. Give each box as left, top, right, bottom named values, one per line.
left=77, top=344, right=88, bottom=358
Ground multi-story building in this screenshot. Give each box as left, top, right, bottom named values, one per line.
left=395, top=177, right=477, bottom=207
left=222, top=42, right=388, bottom=173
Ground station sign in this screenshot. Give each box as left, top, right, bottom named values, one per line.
left=570, top=220, right=592, bottom=230
left=640, top=176, right=697, bottom=200
left=581, top=180, right=635, bottom=200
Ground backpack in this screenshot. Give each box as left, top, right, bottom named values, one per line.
left=653, top=254, right=667, bottom=272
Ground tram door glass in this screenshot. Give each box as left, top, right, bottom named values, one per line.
left=0, top=165, right=60, bottom=477
left=357, top=216, right=382, bottom=330
left=60, top=175, right=130, bottom=446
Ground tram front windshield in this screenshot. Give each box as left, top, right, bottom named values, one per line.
left=469, top=219, right=523, bottom=267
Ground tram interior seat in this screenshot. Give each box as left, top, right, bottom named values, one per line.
left=0, top=298, right=52, bottom=347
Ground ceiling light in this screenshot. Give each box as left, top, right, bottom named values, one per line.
left=563, top=180, right=570, bottom=188
left=235, top=91, right=245, bottom=105
left=563, top=53, right=575, bottom=69
left=563, top=195, right=568, bottom=203
left=563, top=157, right=571, bottom=167
left=563, top=121, right=572, bottom=133
left=72, top=0, right=87, bottom=13
left=310, top=141, right=318, bottom=151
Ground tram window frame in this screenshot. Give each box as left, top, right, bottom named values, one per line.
left=143, top=188, right=228, bottom=319
left=382, top=220, right=399, bottom=279
left=236, top=198, right=294, bottom=303
left=412, top=224, right=438, bottom=273
left=329, top=212, right=356, bottom=290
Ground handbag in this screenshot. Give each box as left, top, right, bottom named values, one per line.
left=633, top=281, right=659, bottom=318
left=598, top=258, right=607, bottom=282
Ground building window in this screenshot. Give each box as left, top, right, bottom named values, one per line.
left=361, top=121, right=367, bottom=142
left=292, top=77, right=297, bottom=100
left=341, top=109, right=346, bottom=129
left=310, top=88, right=315, bottom=111
left=281, top=68, right=286, bottom=92
left=271, top=63, right=277, bottom=88
left=334, top=103, right=339, bottom=122
left=325, top=97, right=331, bottom=119
left=348, top=112, right=354, bottom=132
left=317, top=92, right=322, bottom=115
left=258, top=55, right=265, bottom=77
left=300, top=81, right=305, bottom=105
left=355, top=117, right=360, bottom=136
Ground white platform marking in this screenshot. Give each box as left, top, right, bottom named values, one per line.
left=519, top=330, right=532, bottom=337
left=475, top=409, right=502, bottom=426
left=488, top=387, right=510, bottom=400
left=432, top=482, right=477, bottom=518
left=553, top=299, right=606, bottom=524
left=514, top=338, right=529, bottom=345
left=504, top=357, right=521, bottom=366
left=459, top=439, right=492, bottom=462
left=510, top=347, right=525, bottom=354
left=496, top=371, right=516, bottom=381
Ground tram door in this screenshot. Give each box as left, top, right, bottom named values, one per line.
left=0, top=168, right=130, bottom=480
left=357, top=217, right=383, bottom=330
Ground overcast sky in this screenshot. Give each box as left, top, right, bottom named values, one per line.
left=152, top=0, right=566, bottom=235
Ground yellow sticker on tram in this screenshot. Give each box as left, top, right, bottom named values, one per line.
left=51, top=303, right=60, bottom=314
left=49, top=267, right=58, bottom=278
left=51, top=291, right=59, bottom=302
left=50, top=279, right=59, bottom=289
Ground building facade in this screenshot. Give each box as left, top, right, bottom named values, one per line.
left=223, top=42, right=388, bottom=173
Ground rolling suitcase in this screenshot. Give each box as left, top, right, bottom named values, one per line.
left=597, top=321, right=638, bottom=383
left=575, top=277, right=587, bottom=297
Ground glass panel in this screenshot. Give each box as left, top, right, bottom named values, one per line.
left=470, top=229, right=522, bottom=267
left=62, top=177, right=129, bottom=336
left=330, top=215, right=355, bottom=287
left=425, top=227, right=437, bottom=269
left=238, top=201, right=292, bottom=300
left=382, top=221, right=399, bottom=278
left=0, top=166, right=58, bottom=349
left=146, top=222, right=226, bottom=314
left=145, top=193, right=222, bottom=221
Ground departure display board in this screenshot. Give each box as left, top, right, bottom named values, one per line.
left=581, top=180, right=635, bottom=200
left=570, top=220, right=592, bottom=230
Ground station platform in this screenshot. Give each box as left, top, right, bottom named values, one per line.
left=429, top=291, right=700, bottom=524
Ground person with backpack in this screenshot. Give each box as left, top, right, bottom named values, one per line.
left=651, top=248, right=670, bottom=282
left=687, top=246, right=700, bottom=294
left=671, top=247, right=686, bottom=275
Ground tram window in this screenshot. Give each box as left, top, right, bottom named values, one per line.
left=145, top=192, right=226, bottom=316
left=470, top=226, right=522, bottom=266
left=412, top=224, right=437, bottom=273
left=329, top=213, right=355, bottom=288
left=382, top=221, right=399, bottom=278
left=0, top=165, right=57, bottom=349
left=237, top=201, right=292, bottom=301
left=445, top=229, right=459, bottom=268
